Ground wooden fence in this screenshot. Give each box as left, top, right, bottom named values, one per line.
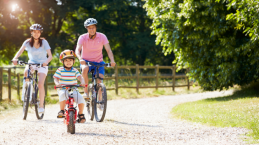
left=0, top=65, right=191, bottom=101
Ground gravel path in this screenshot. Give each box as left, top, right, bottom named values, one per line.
left=0, top=90, right=251, bottom=145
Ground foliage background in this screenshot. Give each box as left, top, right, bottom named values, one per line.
left=0, top=0, right=174, bottom=66
left=144, top=0, right=259, bottom=90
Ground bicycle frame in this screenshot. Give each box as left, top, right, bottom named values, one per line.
left=54, top=85, right=86, bottom=125
left=88, top=62, right=111, bottom=92
left=24, top=64, right=40, bottom=104
left=64, top=88, right=77, bottom=125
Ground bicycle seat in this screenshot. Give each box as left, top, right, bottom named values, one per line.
left=69, top=92, right=73, bottom=97
left=90, top=69, right=95, bottom=73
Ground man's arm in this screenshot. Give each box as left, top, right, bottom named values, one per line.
left=75, top=44, right=86, bottom=65
left=104, top=43, right=116, bottom=67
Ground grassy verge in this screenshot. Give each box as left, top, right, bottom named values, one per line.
left=171, top=83, right=259, bottom=143
left=0, top=86, right=58, bottom=113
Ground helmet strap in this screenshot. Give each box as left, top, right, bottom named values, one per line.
left=90, top=33, right=96, bottom=39
left=62, top=59, right=74, bottom=70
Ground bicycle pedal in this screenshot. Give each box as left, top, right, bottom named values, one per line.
left=84, top=97, right=90, bottom=101
left=57, top=115, right=65, bottom=118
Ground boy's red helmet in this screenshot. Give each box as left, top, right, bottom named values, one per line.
left=59, top=50, right=76, bottom=61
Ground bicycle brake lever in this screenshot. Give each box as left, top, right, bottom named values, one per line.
left=87, top=62, right=91, bottom=66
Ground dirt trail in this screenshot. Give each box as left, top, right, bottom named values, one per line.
left=0, top=90, right=250, bottom=145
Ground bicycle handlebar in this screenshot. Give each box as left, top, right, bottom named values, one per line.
left=87, top=62, right=112, bottom=67
left=12, top=60, right=48, bottom=67
left=54, top=85, right=87, bottom=90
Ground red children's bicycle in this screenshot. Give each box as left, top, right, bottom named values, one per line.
left=54, top=85, right=86, bottom=134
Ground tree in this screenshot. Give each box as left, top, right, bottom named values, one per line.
left=0, top=0, right=93, bottom=64
left=67, top=0, right=174, bottom=65
left=0, top=0, right=173, bottom=66
left=144, top=0, right=259, bottom=90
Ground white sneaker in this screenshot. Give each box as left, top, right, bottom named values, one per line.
left=97, top=104, right=104, bottom=111
left=83, top=93, right=90, bottom=101
left=38, top=107, right=45, bottom=113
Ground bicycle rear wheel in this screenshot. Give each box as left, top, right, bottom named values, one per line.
left=86, top=84, right=94, bottom=121
left=23, top=83, right=31, bottom=120
left=67, top=111, right=75, bottom=134
left=35, top=86, right=45, bottom=120
left=94, top=83, right=107, bottom=122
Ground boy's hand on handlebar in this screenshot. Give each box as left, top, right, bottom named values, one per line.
left=111, top=62, right=116, bottom=67
left=80, top=83, right=86, bottom=86
left=56, top=83, right=62, bottom=87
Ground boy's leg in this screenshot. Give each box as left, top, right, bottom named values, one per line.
left=60, top=100, right=66, bottom=110
left=73, top=90, right=86, bottom=123
left=57, top=90, right=68, bottom=117
left=78, top=103, right=84, bottom=114
left=73, top=90, right=85, bottom=111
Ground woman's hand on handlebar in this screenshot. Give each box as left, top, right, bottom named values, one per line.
left=12, top=59, right=18, bottom=65
left=43, top=62, right=48, bottom=67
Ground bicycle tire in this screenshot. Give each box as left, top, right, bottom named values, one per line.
left=94, top=83, right=107, bottom=122
left=67, top=111, right=75, bottom=134
left=86, top=84, right=94, bottom=121
left=23, top=83, right=31, bottom=120
left=35, top=86, right=45, bottom=120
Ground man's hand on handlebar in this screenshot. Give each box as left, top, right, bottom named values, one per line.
left=80, top=59, right=86, bottom=65
left=111, top=62, right=116, bottom=67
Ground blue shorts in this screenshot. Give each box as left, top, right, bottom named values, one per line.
left=80, top=60, right=105, bottom=76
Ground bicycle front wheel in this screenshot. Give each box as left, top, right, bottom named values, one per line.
left=23, top=83, right=31, bottom=120
left=86, top=84, right=94, bottom=121
left=35, top=86, right=45, bottom=120
left=94, top=83, right=107, bottom=122
left=67, top=111, right=75, bottom=134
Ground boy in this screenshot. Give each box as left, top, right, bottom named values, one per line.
left=53, top=50, right=86, bottom=123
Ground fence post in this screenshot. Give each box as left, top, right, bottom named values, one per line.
left=14, top=66, right=16, bottom=79
left=8, top=68, right=11, bottom=102
left=187, top=68, right=190, bottom=90
left=115, top=65, right=118, bottom=95
left=136, top=64, right=139, bottom=93
left=17, top=73, right=20, bottom=100
left=172, top=65, right=176, bottom=91
left=155, top=65, right=159, bottom=90
left=0, top=67, right=2, bottom=100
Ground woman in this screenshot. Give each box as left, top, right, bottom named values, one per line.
left=12, top=24, right=53, bottom=113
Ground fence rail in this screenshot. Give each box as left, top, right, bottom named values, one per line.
left=0, top=65, right=191, bottom=101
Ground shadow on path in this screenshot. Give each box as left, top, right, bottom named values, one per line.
left=106, top=119, right=161, bottom=128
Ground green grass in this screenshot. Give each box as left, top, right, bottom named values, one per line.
left=171, top=83, right=259, bottom=143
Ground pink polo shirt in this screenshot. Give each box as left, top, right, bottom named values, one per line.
left=77, top=32, right=109, bottom=62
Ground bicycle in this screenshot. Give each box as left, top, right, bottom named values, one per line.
left=16, top=60, right=47, bottom=120
left=86, top=62, right=111, bottom=122
left=55, top=85, right=86, bottom=134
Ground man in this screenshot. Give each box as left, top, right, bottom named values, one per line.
left=75, top=18, right=116, bottom=98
